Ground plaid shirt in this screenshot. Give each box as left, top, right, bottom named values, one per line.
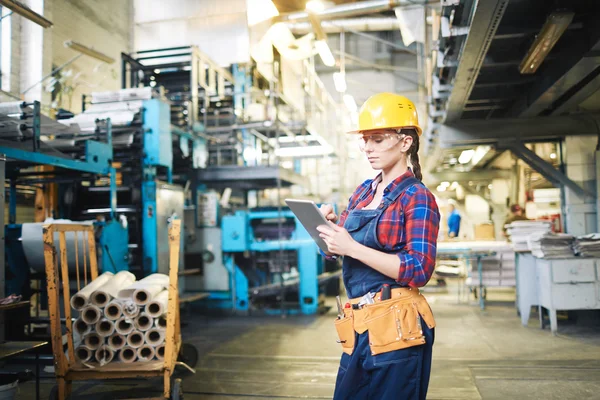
left=339, top=170, right=440, bottom=287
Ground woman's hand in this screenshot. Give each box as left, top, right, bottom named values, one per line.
left=317, top=223, right=359, bottom=257
left=319, top=204, right=338, bottom=223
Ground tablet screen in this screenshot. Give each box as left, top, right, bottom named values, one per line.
left=285, top=199, right=331, bottom=253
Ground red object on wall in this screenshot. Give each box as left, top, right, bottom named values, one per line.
left=538, top=214, right=562, bottom=232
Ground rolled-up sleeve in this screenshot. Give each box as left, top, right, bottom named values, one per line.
left=396, top=188, right=440, bottom=287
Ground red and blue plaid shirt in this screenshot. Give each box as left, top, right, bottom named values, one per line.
left=339, top=170, right=440, bottom=287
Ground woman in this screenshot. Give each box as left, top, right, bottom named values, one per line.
left=317, top=93, right=440, bottom=400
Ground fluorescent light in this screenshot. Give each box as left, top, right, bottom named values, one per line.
left=306, top=0, right=325, bottom=13
left=247, top=0, right=279, bottom=26
left=343, top=94, right=357, bottom=112
left=519, top=11, right=574, bottom=75
left=0, top=0, right=53, bottom=28
left=275, top=145, right=334, bottom=157
left=333, top=72, right=347, bottom=93
left=315, top=40, right=335, bottom=67
left=436, top=185, right=446, bottom=192
left=64, top=40, right=115, bottom=64
left=441, top=181, right=450, bottom=187
left=458, top=149, right=475, bottom=164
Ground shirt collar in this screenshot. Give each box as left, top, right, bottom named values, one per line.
left=371, top=169, right=415, bottom=193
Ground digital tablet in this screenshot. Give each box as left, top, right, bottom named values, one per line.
left=285, top=199, right=332, bottom=253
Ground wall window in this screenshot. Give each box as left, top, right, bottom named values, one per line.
left=0, top=6, right=12, bottom=91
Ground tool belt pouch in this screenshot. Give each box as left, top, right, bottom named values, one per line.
left=363, top=297, right=436, bottom=356
left=334, top=311, right=356, bottom=355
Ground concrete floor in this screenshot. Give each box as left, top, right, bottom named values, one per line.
left=13, top=285, right=600, bottom=399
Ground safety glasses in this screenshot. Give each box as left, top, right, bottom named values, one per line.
left=358, top=133, right=407, bottom=152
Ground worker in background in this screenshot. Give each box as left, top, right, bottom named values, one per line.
left=317, top=93, right=440, bottom=400
left=504, top=204, right=528, bottom=238
left=447, top=202, right=461, bottom=239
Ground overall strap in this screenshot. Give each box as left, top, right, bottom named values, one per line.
left=382, top=176, right=420, bottom=207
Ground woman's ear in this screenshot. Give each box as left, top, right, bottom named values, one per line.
left=401, top=136, right=413, bottom=152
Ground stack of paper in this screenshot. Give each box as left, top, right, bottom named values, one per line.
left=528, top=232, right=575, bottom=258
left=505, top=221, right=553, bottom=251
left=573, top=233, right=600, bottom=257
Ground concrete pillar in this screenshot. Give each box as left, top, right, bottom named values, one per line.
left=563, top=136, right=597, bottom=235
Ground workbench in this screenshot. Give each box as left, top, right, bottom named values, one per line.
left=516, top=254, right=600, bottom=334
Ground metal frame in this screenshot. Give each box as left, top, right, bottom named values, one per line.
left=501, top=141, right=594, bottom=199
left=443, top=0, right=510, bottom=122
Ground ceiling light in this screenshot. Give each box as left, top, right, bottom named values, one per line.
left=458, top=149, right=475, bottom=164
left=550, top=152, right=556, bottom=159
left=333, top=72, right=347, bottom=93
left=315, top=40, right=335, bottom=67
left=0, top=0, right=52, bottom=28
left=450, top=182, right=459, bottom=190
left=64, top=40, right=115, bottom=64
left=436, top=185, right=446, bottom=192
left=275, top=145, right=333, bottom=158
left=441, top=181, right=450, bottom=187
left=306, top=0, right=325, bottom=13
left=519, top=11, right=574, bottom=75
left=247, top=0, right=279, bottom=26
left=343, top=94, right=357, bottom=112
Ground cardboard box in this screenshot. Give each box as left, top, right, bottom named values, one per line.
left=474, top=223, right=495, bottom=240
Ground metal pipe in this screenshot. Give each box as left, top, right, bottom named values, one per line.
left=287, top=18, right=400, bottom=34
left=276, top=0, right=407, bottom=22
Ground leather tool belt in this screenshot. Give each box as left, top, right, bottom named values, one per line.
left=334, top=287, right=436, bottom=356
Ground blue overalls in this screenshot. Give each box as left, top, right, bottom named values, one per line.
left=334, top=176, right=435, bottom=400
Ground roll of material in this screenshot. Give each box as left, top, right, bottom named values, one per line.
left=90, top=271, right=136, bottom=307
left=108, top=333, right=126, bottom=351
left=118, top=274, right=169, bottom=305
left=95, top=346, right=115, bottom=365
left=75, top=345, right=93, bottom=363
left=134, top=313, right=153, bottom=332
left=74, top=317, right=91, bottom=336
left=21, top=220, right=95, bottom=273
left=118, top=346, right=137, bottom=363
left=127, top=331, right=144, bottom=348
left=83, top=333, right=103, bottom=350
left=121, top=300, right=140, bottom=319
left=115, top=317, right=135, bottom=335
left=95, top=318, right=115, bottom=337
left=146, top=290, right=168, bottom=318
left=156, top=315, right=167, bottom=329
left=155, top=344, right=165, bottom=361
left=144, top=328, right=165, bottom=346
left=104, top=300, right=123, bottom=321
left=81, top=305, right=102, bottom=325
left=137, top=345, right=156, bottom=362
left=70, top=272, right=114, bottom=311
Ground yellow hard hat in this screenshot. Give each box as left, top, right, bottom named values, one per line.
left=348, top=93, right=422, bottom=135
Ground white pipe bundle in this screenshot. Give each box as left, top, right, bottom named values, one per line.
left=134, top=313, right=153, bottom=332
left=115, top=317, right=135, bottom=335
left=90, top=271, right=136, bottom=307
left=156, top=315, right=167, bottom=329
left=127, top=331, right=144, bottom=348
left=108, top=333, right=126, bottom=350
left=81, top=305, right=102, bottom=325
left=95, top=346, right=115, bottom=365
left=69, top=272, right=114, bottom=311
left=118, top=346, right=137, bottom=363
left=155, top=344, right=165, bottom=361
left=118, top=274, right=169, bottom=306
left=95, top=318, right=115, bottom=337
left=74, top=317, right=91, bottom=336
left=146, top=290, right=168, bottom=318
left=137, top=345, right=155, bottom=362
left=75, top=345, right=93, bottom=363
left=83, top=333, right=102, bottom=350
left=144, top=328, right=165, bottom=346
left=121, top=300, right=140, bottom=319
left=104, top=300, right=123, bottom=320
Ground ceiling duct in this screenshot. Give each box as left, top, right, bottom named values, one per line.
left=287, top=17, right=400, bottom=34
left=276, top=0, right=417, bottom=23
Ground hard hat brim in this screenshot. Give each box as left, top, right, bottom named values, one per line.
left=346, top=125, right=423, bottom=136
